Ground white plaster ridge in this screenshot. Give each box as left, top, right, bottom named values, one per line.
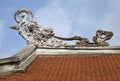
left=35, top=46, right=120, bottom=56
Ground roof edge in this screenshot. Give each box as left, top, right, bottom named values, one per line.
left=35, top=46, right=120, bottom=56
left=0, top=57, right=19, bottom=65
left=0, top=45, right=37, bottom=75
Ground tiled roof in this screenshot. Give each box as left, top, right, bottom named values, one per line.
left=0, top=55, right=120, bottom=81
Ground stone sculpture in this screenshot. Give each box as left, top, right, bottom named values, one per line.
left=10, top=9, right=113, bottom=47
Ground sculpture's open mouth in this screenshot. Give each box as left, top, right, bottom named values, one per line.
left=10, top=9, right=113, bottom=47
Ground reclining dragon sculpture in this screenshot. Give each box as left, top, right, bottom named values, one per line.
left=10, top=9, right=113, bottom=47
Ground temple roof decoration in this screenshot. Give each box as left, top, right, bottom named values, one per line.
left=0, top=8, right=120, bottom=76
left=10, top=9, right=113, bottom=47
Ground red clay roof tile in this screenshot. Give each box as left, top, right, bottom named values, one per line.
left=0, top=55, right=120, bottom=81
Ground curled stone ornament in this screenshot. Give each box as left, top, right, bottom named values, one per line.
left=10, top=9, right=114, bottom=47
left=93, top=30, right=113, bottom=46
left=14, top=8, right=34, bottom=23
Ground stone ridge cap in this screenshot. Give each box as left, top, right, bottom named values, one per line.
left=0, top=45, right=36, bottom=65
left=0, top=45, right=37, bottom=75
left=13, top=45, right=36, bottom=58
left=0, top=57, right=19, bottom=65
left=38, top=46, right=120, bottom=50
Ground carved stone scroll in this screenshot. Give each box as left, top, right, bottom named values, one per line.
left=93, top=30, right=113, bottom=46
left=10, top=9, right=113, bottom=47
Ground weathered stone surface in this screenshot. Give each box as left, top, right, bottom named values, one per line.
left=35, top=46, right=120, bottom=56
left=13, top=45, right=36, bottom=61
left=0, top=57, right=19, bottom=65
left=10, top=9, right=113, bottom=47
left=0, top=45, right=37, bottom=75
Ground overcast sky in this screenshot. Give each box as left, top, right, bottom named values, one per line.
left=0, top=0, right=120, bottom=58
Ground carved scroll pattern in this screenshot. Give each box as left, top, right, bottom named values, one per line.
left=10, top=9, right=113, bottom=47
